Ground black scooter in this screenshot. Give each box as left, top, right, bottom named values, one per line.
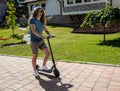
left=36, top=35, right=60, bottom=78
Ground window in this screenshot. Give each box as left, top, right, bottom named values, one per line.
left=41, top=3, right=46, bottom=10
left=76, top=0, right=82, bottom=3
left=30, top=5, right=34, bottom=11
left=84, top=0, right=91, bottom=2
left=36, top=4, right=40, bottom=7
left=67, top=0, right=73, bottom=4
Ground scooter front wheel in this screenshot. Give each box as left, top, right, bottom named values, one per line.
left=53, top=68, right=60, bottom=78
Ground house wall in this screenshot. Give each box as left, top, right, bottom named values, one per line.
left=112, top=0, right=120, bottom=8
left=63, top=2, right=106, bottom=15
left=25, top=0, right=109, bottom=27
left=46, top=0, right=60, bottom=15
left=47, top=14, right=85, bottom=27
left=0, top=0, right=7, bottom=21
left=63, top=0, right=107, bottom=15
left=47, top=0, right=107, bottom=26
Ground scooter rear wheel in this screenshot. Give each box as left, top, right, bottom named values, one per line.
left=53, top=68, right=60, bottom=78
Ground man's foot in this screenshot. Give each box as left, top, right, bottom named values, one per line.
left=41, top=65, right=49, bottom=71
left=33, top=70, right=39, bottom=77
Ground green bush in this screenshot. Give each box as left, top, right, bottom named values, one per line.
left=81, top=6, right=120, bottom=27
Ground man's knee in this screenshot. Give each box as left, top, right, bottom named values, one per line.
left=46, top=51, right=50, bottom=56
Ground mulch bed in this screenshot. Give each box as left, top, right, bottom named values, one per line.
left=0, top=37, right=10, bottom=41
left=72, top=22, right=120, bottom=34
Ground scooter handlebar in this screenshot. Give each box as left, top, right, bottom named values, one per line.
left=47, top=35, right=56, bottom=39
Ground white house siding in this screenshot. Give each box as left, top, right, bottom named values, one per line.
left=26, top=0, right=60, bottom=17
left=46, top=0, right=60, bottom=15
left=112, top=0, right=120, bottom=8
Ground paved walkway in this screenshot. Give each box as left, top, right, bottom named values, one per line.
left=0, top=55, right=120, bottom=91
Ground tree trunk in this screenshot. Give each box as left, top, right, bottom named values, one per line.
left=12, top=22, right=14, bottom=36
left=12, top=29, right=14, bottom=36
left=103, top=25, right=106, bottom=43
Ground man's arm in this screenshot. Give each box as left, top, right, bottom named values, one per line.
left=30, top=24, right=44, bottom=38
left=43, top=25, right=50, bottom=35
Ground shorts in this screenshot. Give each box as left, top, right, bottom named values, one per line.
left=30, top=41, right=47, bottom=54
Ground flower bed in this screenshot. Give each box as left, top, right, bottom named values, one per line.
left=0, top=37, right=10, bottom=41
left=72, top=20, right=120, bottom=34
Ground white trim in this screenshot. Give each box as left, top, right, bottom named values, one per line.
left=27, top=1, right=48, bottom=17
left=62, top=9, right=101, bottom=15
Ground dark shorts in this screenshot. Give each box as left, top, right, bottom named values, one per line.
left=30, top=41, right=47, bottom=54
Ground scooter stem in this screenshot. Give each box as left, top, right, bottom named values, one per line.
left=47, top=37, right=56, bottom=68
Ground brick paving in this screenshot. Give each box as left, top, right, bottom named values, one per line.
left=0, top=55, right=120, bottom=91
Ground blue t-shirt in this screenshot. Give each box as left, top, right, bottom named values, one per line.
left=29, top=17, right=43, bottom=42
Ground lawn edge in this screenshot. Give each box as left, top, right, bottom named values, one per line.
left=0, top=54, right=120, bottom=67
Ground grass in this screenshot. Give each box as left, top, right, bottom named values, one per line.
left=0, top=26, right=120, bottom=65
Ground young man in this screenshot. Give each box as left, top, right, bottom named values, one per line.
left=29, top=7, right=51, bottom=77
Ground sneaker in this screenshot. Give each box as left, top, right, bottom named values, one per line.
left=33, top=70, right=39, bottom=77
left=41, top=65, right=49, bottom=71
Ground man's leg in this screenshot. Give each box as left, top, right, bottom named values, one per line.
left=42, top=48, right=50, bottom=66
left=32, top=54, right=38, bottom=70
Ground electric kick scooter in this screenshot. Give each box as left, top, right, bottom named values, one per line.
left=36, top=35, right=60, bottom=78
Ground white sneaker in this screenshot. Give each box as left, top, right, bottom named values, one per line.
left=41, top=65, right=49, bottom=71
left=33, top=70, right=39, bottom=77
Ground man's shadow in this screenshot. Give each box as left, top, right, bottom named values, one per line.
left=35, top=72, right=73, bottom=91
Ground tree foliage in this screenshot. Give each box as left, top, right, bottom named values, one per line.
left=81, top=6, right=120, bottom=42
left=81, top=6, right=120, bottom=28
left=6, top=0, right=17, bottom=35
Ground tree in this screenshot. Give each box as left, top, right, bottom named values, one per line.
left=81, top=6, right=120, bottom=43
left=6, top=0, right=17, bottom=36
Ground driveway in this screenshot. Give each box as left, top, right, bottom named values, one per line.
left=0, top=55, right=120, bottom=91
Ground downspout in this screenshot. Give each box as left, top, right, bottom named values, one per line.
left=57, top=0, right=63, bottom=15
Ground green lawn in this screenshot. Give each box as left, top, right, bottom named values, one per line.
left=0, top=26, right=120, bottom=65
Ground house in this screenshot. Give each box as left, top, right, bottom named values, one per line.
left=21, top=0, right=108, bottom=15
left=1, top=0, right=119, bottom=27
left=21, top=0, right=109, bottom=27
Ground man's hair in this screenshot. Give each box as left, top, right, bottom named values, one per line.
left=31, top=7, right=46, bottom=25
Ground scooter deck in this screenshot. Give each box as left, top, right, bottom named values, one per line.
left=37, top=68, right=52, bottom=73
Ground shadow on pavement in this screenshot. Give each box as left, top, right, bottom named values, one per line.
left=35, top=72, right=73, bottom=91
